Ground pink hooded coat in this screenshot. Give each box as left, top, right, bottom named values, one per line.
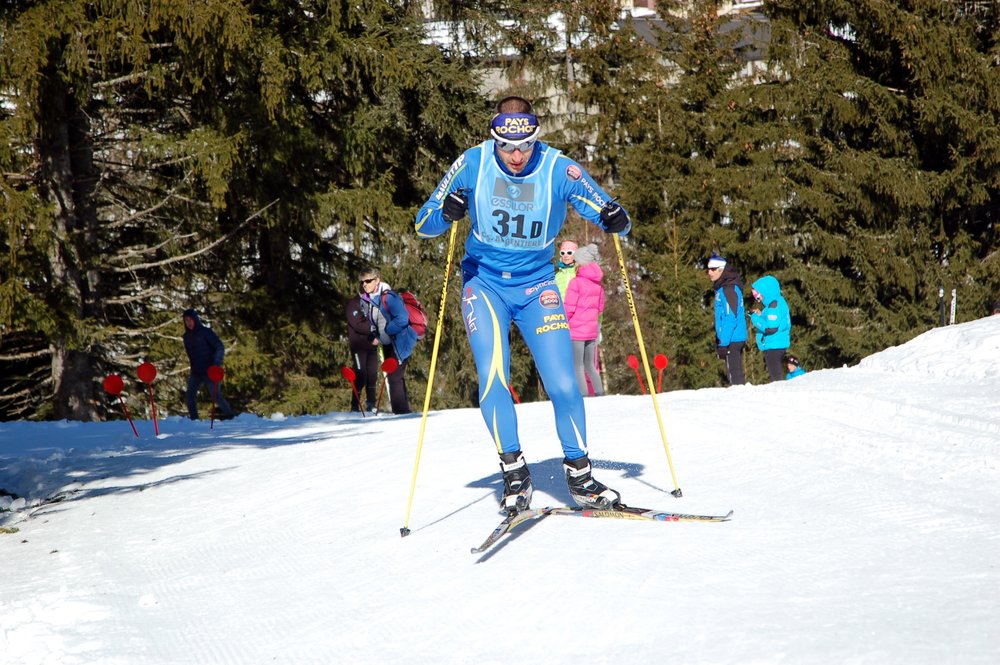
left=564, top=262, right=604, bottom=341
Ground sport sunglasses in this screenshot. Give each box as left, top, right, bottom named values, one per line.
left=494, top=136, right=537, bottom=153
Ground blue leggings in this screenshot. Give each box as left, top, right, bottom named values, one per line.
left=461, top=274, right=587, bottom=461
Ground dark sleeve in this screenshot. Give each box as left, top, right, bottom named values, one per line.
left=205, top=328, right=225, bottom=365
left=345, top=299, right=371, bottom=336
left=345, top=298, right=372, bottom=351
left=723, top=285, right=740, bottom=315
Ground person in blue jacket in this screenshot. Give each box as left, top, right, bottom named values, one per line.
left=357, top=267, right=415, bottom=414
left=182, top=309, right=235, bottom=420
left=784, top=353, right=806, bottom=379
left=707, top=253, right=747, bottom=385
left=415, top=95, right=630, bottom=514
left=749, top=275, right=792, bottom=382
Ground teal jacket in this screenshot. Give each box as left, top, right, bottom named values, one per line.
left=749, top=275, right=791, bottom=351
left=786, top=367, right=806, bottom=379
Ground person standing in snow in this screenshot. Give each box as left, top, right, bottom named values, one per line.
left=182, top=309, right=235, bottom=421
left=749, top=274, right=792, bottom=382
left=554, top=239, right=578, bottom=299
left=345, top=271, right=381, bottom=413
left=707, top=253, right=747, bottom=385
left=415, top=95, right=629, bottom=514
left=346, top=267, right=415, bottom=415
left=564, top=243, right=605, bottom=397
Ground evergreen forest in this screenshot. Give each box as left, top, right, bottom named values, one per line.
left=2, top=0, right=998, bottom=422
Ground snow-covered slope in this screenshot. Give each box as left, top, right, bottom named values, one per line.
left=2, top=316, right=999, bottom=664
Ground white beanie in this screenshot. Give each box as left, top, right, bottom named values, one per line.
left=707, top=253, right=727, bottom=269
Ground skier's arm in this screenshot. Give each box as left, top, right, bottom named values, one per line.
left=558, top=157, right=631, bottom=236
left=415, top=150, right=476, bottom=238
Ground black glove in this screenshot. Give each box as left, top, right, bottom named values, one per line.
left=367, top=332, right=378, bottom=343
left=442, top=192, right=468, bottom=222
left=600, top=201, right=630, bottom=233
left=717, top=346, right=728, bottom=360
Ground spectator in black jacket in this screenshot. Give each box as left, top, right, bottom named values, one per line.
left=182, top=309, right=235, bottom=420
left=345, top=280, right=380, bottom=413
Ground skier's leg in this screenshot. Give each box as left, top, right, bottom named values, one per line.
left=462, top=276, right=519, bottom=454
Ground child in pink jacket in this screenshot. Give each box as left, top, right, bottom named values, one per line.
left=564, top=244, right=605, bottom=396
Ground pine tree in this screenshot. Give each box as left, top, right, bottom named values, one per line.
left=759, top=0, right=1000, bottom=367
left=0, top=0, right=487, bottom=419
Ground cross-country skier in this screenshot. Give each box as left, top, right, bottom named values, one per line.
left=415, top=95, right=631, bottom=514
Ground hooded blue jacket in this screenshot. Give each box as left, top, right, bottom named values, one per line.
left=749, top=275, right=791, bottom=350
left=182, top=309, right=225, bottom=375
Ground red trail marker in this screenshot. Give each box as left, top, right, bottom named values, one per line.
left=137, top=362, right=159, bottom=435
left=103, top=374, right=139, bottom=438
left=374, top=357, right=399, bottom=414
left=207, top=365, right=225, bottom=429
left=340, top=366, right=365, bottom=418
left=653, top=354, right=669, bottom=393
left=627, top=354, right=647, bottom=394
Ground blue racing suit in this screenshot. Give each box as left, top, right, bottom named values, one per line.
left=416, top=140, right=629, bottom=461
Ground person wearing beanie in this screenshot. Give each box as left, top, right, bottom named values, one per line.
left=707, top=253, right=748, bottom=385
left=749, top=274, right=792, bottom=382
left=415, top=94, right=631, bottom=514
left=555, top=240, right=579, bottom=299
left=564, top=243, right=606, bottom=397
left=182, top=309, right=235, bottom=420
left=784, top=353, right=806, bottom=379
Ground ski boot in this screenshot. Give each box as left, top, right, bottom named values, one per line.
left=564, top=455, right=621, bottom=509
left=499, top=450, right=533, bottom=515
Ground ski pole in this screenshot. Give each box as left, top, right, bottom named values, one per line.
left=612, top=233, right=682, bottom=497
left=401, top=220, right=460, bottom=537
left=375, top=357, right=398, bottom=414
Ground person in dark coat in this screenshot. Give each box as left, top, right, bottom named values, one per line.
left=182, top=309, right=235, bottom=420
left=707, top=253, right=747, bottom=385
left=345, top=281, right=381, bottom=413
left=345, top=267, right=416, bottom=414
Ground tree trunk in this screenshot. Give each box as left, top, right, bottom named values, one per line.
left=37, top=54, right=100, bottom=420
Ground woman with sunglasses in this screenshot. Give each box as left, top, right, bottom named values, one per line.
left=344, top=267, right=415, bottom=414
left=554, top=240, right=578, bottom=300
left=415, top=95, right=631, bottom=514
